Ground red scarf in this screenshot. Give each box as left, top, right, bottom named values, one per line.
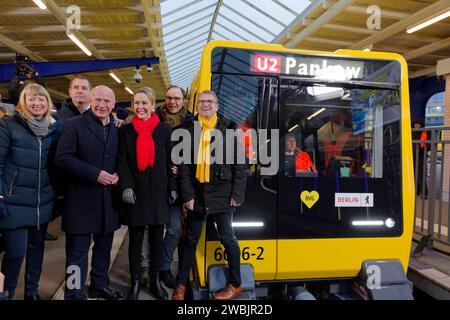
left=132, top=114, right=160, bottom=171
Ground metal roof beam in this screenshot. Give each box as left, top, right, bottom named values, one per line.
left=166, top=38, right=206, bottom=55
left=165, top=31, right=209, bottom=53
left=345, top=5, right=408, bottom=19
left=163, top=0, right=204, bottom=18
left=171, top=69, right=198, bottom=83
left=349, top=0, right=450, bottom=50
left=218, top=13, right=268, bottom=43
left=164, top=4, right=216, bottom=28
left=215, top=22, right=252, bottom=42
left=141, top=0, right=170, bottom=87
left=169, top=55, right=201, bottom=70
left=272, top=0, right=300, bottom=16
left=410, top=66, right=436, bottom=78
left=168, top=41, right=207, bottom=62
left=241, top=0, right=287, bottom=28
left=284, top=0, right=356, bottom=48
left=168, top=46, right=204, bottom=65
left=165, top=21, right=210, bottom=45
left=44, top=0, right=140, bottom=91
left=404, top=37, right=450, bottom=61
left=0, top=33, right=68, bottom=99
left=221, top=3, right=276, bottom=38
left=322, top=23, right=376, bottom=35
left=305, top=36, right=353, bottom=47
left=208, top=0, right=223, bottom=42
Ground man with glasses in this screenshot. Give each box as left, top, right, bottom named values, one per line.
left=140, top=85, right=194, bottom=288
left=172, top=90, right=247, bottom=300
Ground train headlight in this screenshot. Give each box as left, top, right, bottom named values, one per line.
left=385, top=218, right=395, bottom=228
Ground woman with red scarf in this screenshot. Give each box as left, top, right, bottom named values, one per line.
left=118, top=87, right=175, bottom=300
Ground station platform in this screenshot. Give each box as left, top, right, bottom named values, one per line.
left=408, top=242, right=450, bottom=300
left=2, top=220, right=450, bottom=300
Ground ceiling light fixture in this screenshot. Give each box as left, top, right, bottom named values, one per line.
left=125, top=86, right=133, bottom=94
left=407, top=10, right=450, bottom=34
left=109, top=72, right=121, bottom=83
left=33, top=0, right=47, bottom=10
left=67, top=32, right=92, bottom=56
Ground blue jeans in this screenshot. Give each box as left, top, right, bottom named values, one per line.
left=142, top=206, right=183, bottom=270
left=177, top=210, right=241, bottom=288
left=1, top=223, right=48, bottom=299
left=64, top=232, right=114, bottom=300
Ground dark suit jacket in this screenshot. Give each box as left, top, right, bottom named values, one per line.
left=118, top=122, right=175, bottom=226
left=55, top=111, right=120, bottom=234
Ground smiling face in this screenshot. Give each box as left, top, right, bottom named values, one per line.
left=91, top=86, right=115, bottom=122
left=197, top=93, right=219, bottom=120
left=133, top=92, right=155, bottom=120
left=165, top=87, right=185, bottom=114
left=25, top=94, right=48, bottom=119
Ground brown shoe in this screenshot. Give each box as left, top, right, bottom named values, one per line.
left=171, top=284, right=186, bottom=300
left=213, top=284, right=242, bottom=300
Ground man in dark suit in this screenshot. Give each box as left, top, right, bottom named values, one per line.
left=55, top=85, right=122, bottom=300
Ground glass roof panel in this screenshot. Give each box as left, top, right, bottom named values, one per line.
left=160, top=0, right=310, bottom=88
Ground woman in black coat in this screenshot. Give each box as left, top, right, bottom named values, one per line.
left=118, top=87, right=174, bottom=300
left=0, top=83, right=62, bottom=300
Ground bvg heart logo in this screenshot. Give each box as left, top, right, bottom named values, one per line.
left=300, top=191, right=319, bottom=209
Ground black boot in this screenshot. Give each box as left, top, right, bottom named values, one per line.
left=127, top=275, right=141, bottom=300
left=149, top=272, right=168, bottom=300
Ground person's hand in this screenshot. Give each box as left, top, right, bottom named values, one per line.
left=112, top=172, right=119, bottom=186
left=114, top=118, right=124, bottom=128
left=0, top=196, right=8, bottom=217
left=171, top=165, right=179, bottom=177
left=185, top=199, right=194, bottom=211
left=169, top=190, right=178, bottom=205
left=122, top=188, right=136, bottom=204
left=230, top=198, right=241, bottom=207
left=97, top=170, right=117, bottom=186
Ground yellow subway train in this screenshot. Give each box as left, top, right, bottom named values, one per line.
left=185, top=40, right=414, bottom=300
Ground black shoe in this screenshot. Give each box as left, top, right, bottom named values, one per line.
left=88, top=287, right=124, bottom=300
left=140, top=266, right=149, bottom=287
left=160, top=269, right=176, bottom=289
left=44, top=232, right=58, bottom=241
left=149, top=272, right=168, bottom=300
left=24, top=293, right=42, bottom=301
left=127, top=276, right=141, bottom=300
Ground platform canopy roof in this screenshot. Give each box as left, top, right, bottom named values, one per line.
left=0, top=0, right=449, bottom=103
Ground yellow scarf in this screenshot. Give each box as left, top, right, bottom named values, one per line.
left=196, top=114, right=218, bottom=183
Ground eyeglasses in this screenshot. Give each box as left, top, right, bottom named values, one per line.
left=198, top=99, right=217, bottom=105
left=165, top=96, right=183, bottom=102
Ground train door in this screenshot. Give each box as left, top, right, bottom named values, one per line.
left=204, top=74, right=279, bottom=282
left=275, top=76, right=404, bottom=280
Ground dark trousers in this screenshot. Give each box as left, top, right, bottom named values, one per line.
left=129, top=225, right=164, bottom=278
left=177, top=210, right=241, bottom=288
left=160, top=206, right=183, bottom=270
left=1, top=223, right=48, bottom=299
left=64, top=232, right=114, bottom=300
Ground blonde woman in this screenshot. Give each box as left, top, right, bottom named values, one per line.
left=0, top=83, right=63, bottom=300
left=118, top=87, right=175, bottom=300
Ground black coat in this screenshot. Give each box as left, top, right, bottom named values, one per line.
left=118, top=121, right=174, bottom=226
left=155, top=108, right=195, bottom=206
left=179, top=115, right=248, bottom=214
left=54, top=98, right=83, bottom=121
left=55, top=111, right=120, bottom=235
left=0, top=113, right=62, bottom=230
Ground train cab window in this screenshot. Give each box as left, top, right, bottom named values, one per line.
left=278, top=78, right=403, bottom=238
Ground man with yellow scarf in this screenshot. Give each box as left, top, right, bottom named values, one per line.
left=172, top=90, right=247, bottom=300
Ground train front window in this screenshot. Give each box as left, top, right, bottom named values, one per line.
left=278, top=78, right=403, bottom=238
